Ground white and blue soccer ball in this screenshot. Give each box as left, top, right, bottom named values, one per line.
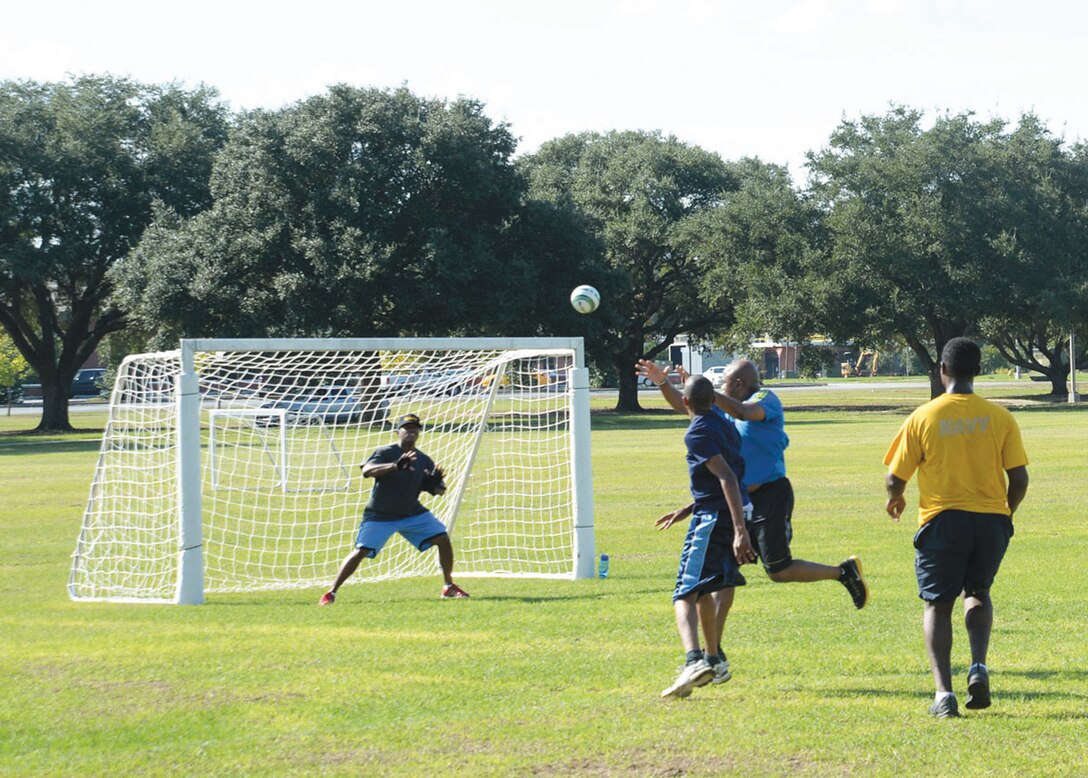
left=570, top=285, right=600, bottom=314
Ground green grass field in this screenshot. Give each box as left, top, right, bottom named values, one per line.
left=2, top=383, right=1087, bottom=776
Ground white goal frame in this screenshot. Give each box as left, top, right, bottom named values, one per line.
left=70, top=337, right=595, bottom=604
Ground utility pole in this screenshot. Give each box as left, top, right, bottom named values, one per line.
left=1070, top=331, right=1080, bottom=403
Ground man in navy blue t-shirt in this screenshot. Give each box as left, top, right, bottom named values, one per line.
left=637, top=358, right=868, bottom=616
left=319, top=413, right=470, bottom=604
left=660, top=375, right=756, bottom=699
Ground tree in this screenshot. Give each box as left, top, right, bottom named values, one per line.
left=979, top=119, right=1088, bottom=395
left=520, top=131, right=738, bottom=411
left=0, top=75, right=228, bottom=430
left=117, top=85, right=598, bottom=345
left=0, top=329, right=28, bottom=406
left=806, top=108, right=1016, bottom=397
left=684, top=158, right=828, bottom=351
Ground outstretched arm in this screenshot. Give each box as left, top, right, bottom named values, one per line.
left=713, top=391, right=766, bottom=421
left=654, top=503, right=694, bottom=530
left=635, top=359, right=685, bottom=414
left=667, top=364, right=766, bottom=422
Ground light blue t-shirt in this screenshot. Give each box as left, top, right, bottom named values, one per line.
left=731, top=389, right=789, bottom=486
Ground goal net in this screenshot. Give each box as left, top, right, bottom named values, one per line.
left=69, top=338, right=594, bottom=603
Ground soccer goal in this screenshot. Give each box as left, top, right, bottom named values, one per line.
left=69, top=338, right=595, bottom=604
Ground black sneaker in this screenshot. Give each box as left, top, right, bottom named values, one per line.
left=928, top=694, right=960, bottom=719
left=839, top=556, right=869, bottom=609
left=966, top=664, right=991, bottom=710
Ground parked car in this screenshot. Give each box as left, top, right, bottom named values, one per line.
left=70, top=368, right=106, bottom=397
left=1, top=386, right=23, bottom=405
left=703, top=366, right=727, bottom=389
left=383, top=369, right=478, bottom=397
left=260, top=385, right=389, bottom=426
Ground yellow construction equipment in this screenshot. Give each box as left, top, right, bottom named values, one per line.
left=841, top=350, right=878, bottom=378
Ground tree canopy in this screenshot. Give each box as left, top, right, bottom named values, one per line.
left=521, top=131, right=737, bottom=410
left=0, top=75, right=228, bottom=429
left=686, top=158, right=828, bottom=349
left=805, top=108, right=1028, bottom=396
left=117, top=85, right=599, bottom=345
left=977, top=119, right=1088, bottom=394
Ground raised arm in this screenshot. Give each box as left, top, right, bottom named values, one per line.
left=635, top=359, right=685, bottom=414
left=713, top=391, right=766, bottom=421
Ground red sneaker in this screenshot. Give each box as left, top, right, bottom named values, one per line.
left=319, top=591, right=335, bottom=606
left=441, top=583, right=470, bottom=599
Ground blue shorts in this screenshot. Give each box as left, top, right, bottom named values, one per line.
left=673, top=508, right=746, bottom=602
left=354, top=511, right=448, bottom=558
left=914, top=509, right=1013, bottom=603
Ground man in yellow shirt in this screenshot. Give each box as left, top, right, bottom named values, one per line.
left=884, top=338, right=1029, bottom=718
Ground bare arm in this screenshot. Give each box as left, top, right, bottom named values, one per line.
left=1006, top=465, right=1028, bottom=516
left=654, top=503, right=694, bottom=530
left=885, top=472, right=907, bottom=521
left=713, top=391, right=766, bottom=421
left=635, top=359, right=685, bottom=414
left=656, top=362, right=767, bottom=422
left=705, top=454, right=757, bottom=564
left=362, top=449, right=416, bottom=478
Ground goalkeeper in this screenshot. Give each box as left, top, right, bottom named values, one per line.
left=320, top=413, right=470, bottom=603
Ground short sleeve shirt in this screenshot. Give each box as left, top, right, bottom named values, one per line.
left=363, top=443, right=437, bottom=521
left=732, top=389, right=789, bottom=485
left=883, top=393, right=1028, bottom=525
left=686, top=410, right=748, bottom=512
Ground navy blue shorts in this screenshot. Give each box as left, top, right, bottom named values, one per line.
left=913, top=509, right=1013, bottom=603
left=748, top=478, right=794, bottom=574
left=673, top=508, right=746, bottom=602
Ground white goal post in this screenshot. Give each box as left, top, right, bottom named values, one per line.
left=69, top=338, right=595, bottom=604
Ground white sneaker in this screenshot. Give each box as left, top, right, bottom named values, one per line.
left=661, top=659, right=715, bottom=698
left=711, top=658, right=732, bottom=684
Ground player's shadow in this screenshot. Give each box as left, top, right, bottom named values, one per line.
left=820, top=682, right=1088, bottom=718
left=215, top=587, right=665, bottom=607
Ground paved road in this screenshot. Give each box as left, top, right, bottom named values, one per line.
left=3, top=380, right=1053, bottom=418
left=3, top=398, right=109, bottom=417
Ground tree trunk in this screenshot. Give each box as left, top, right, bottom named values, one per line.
left=906, top=336, right=942, bottom=399
left=1038, top=344, right=1069, bottom=397
left=1044, top=363, right=1068, bottom=396
left=928, top=365, right=944, bottom=399
left=37, top=381, right=73, bottom=432
left=613, top=354, right=643, bottom=412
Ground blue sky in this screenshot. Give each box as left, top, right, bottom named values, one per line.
left=4, top=0, right=1086, bottom=178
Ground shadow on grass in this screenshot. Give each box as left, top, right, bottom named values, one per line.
left=0, top=436, right=104, bottom=456
left=211, top=587, right=665, bottom=607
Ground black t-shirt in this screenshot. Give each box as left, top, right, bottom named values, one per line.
left=362, top=443, right=438, bottom=521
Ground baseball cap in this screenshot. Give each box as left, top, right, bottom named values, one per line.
left=396, top=413, right=423, bottom=429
